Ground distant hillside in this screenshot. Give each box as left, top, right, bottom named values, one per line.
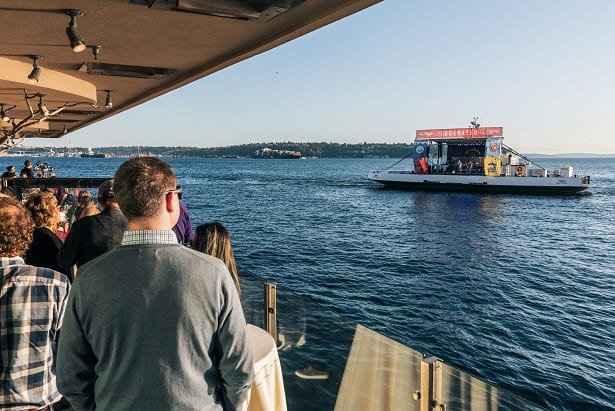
left=17, top=143, right=615, bottom=158
left=86, top=142, right=414, bottom=158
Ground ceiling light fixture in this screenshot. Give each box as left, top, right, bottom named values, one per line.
left=0, top=104, right=11, bottom=122
left=28, top=55, right=42, bottom=83
left=104, top=90, right=113, bottom=108
left=38, top=94, right=50, bottom=116
left=64, top=9, right=86, bottom=52
left=92, top=45, right=102, bottom=61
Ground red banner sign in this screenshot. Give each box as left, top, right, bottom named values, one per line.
left=415, top=127, right=503, bottom=140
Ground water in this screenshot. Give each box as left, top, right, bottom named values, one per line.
left=12, top=155, right=614, bottom=410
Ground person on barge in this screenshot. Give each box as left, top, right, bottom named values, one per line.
left=56, top=157, right=254, bottom=411
left=2, top=165, right=16, bottom=178
left=20, top=159, right=33, bottom=178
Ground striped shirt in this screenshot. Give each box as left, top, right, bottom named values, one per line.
left=0, top=257, right=70, bottom=409
left=121, top=229, right=178, bottom=245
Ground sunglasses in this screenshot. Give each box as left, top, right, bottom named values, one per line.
left=164, top=186, right=183, bottom=196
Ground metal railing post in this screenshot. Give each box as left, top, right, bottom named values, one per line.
left=419, top=356, right=445, bottom=411
left=263, top=282, right=277, bottom=341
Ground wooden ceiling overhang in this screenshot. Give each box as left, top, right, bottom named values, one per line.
left=0, top=0, right=381, bottom=148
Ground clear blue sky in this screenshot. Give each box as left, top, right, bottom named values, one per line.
left=30, top=0, right=615, bottom=154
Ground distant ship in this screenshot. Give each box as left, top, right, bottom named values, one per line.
left=252, top=148, right=301, bottom=159
left=80, top=148, right=110, bottom=158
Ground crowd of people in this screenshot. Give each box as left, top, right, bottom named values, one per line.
left=2, top=159, right=56, bottom=179
left=1, top=157, right=253, bottom=411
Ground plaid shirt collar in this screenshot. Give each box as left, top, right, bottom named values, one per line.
left=0, top=256, right=25, bottom=271
left=121, top=229, right=178, bottom=245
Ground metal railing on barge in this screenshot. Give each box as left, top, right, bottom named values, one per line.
left=240, top=269, right=547, bottom=411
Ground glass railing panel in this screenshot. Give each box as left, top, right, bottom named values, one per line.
left=334, top=324, right=423, bottom=411
left=440, top=363, right=547, bottom=411
left=238, top=269, right=545, bottom=411
left=239, top=269, right=358, bottom=411
left=238, top=268, right=266, bottom=328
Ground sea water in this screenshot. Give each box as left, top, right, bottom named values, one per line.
left=11, top=156, right=614, bottom=410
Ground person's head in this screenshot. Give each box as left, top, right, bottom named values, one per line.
left=77, top=190, right=92, bottom=207
left=6, top=165, right=15, bottom=173
left=24, top=160, right=32, bottom=168
left=0, top=196, right=35, bottom=257
left=20, top=172, right=28, bottom=178
left=113, top=157, right=178, bottom=225
left=80, top=204, right=100, bottom=218
left=1, top=187, right=15, bottom=198
left=193, top=222, right=240, bottom=295
left=97, top=179, right=117, bottom=208
left=80, top=196, right=94, bottom=207
left=24, top=191, right=60, bottom=229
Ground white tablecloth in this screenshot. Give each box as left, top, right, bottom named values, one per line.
left=243, top=324, right=287, bottom=411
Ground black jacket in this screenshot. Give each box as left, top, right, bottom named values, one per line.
left=24, top=227, right=64, bottom=273
left=59, top=206, right=128, bottom=274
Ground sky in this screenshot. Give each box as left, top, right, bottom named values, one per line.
left=28, top=0, right=615, bottom=154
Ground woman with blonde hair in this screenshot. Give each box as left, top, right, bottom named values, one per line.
left=79, top=198, right=100, bottom=219
left=24, top=191, right=64, bottom=273
left=193, top=222, right=240, bottom=295
left=67, top=189, right=92, bottom=227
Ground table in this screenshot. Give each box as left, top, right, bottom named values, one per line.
left=243, top=324, right=287, bottom=411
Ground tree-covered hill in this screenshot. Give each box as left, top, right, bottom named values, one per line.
left=85, top=142, right=413, bottom=158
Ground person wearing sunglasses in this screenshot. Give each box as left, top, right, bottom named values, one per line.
left=56, top=157, right=253, bottom=411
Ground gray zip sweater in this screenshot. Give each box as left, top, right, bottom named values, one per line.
left=56, top=242, right=254, bottom=411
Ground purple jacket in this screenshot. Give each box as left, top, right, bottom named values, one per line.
left=172, top=202, right=194, bottom=245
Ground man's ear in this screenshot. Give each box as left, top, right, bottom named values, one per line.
left=165, top=193, right=177, bottom=213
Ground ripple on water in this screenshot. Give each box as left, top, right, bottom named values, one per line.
left=42, top=156, right=613, bottom=411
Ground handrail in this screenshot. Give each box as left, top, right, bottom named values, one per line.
left=263, top=282, right=277, bottom=341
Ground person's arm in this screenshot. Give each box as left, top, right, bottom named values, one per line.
left=184, top=208, right=194, bottom=244
left=56, top=284, right=97, bottom=411
left=216, top=272, right=254, bottom=410
left=51, top=276, right=71, bottom=361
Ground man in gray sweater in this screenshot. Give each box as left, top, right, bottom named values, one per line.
left=56, top=157, right=254, bottom=410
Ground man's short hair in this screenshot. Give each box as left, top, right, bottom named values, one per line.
left=97, top=179, right=116, bottom=204
left=113, top=157, right=176, bottom=220
left=0, top=196, right=35, bottom=257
